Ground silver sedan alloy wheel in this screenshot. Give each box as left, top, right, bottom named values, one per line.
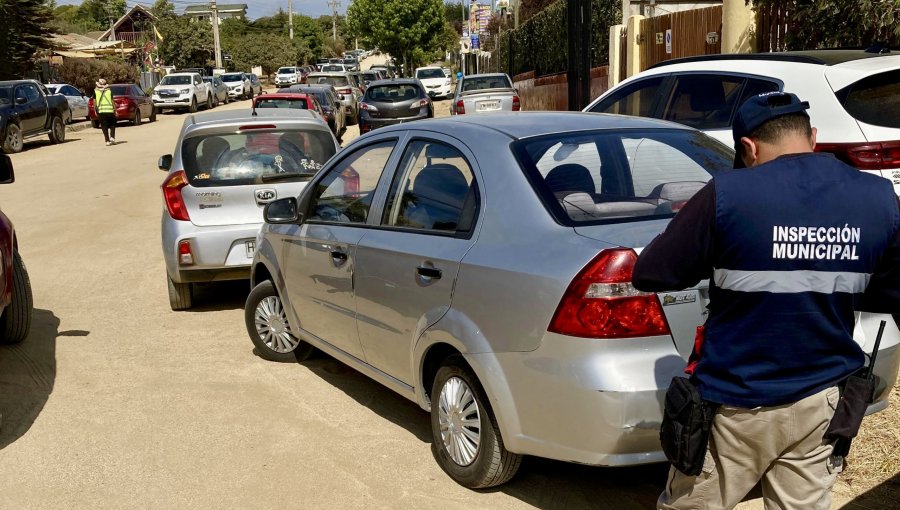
left=438, top=376, right=482, bottom=466
left=254, top=295, right=299, bottom=353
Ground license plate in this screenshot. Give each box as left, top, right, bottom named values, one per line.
left=164, top=99, right=176, bottom=103
left=245, top=240, right=256, bottom=258
left=477, top=101, right=500, bottom=111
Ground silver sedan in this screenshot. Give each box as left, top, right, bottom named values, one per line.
left=245, top=113, right=900, bottom=488
left=158, top=109, right=339, bottom=310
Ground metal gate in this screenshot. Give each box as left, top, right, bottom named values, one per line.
left=640, top=6, right=723, bottom=71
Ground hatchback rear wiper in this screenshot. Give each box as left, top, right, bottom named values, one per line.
left=260, top=172, right=314, bottom=183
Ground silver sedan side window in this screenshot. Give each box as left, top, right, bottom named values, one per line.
left=381, top=140, right=477, bottom=232
left=308, top=141, right=396, bottom=224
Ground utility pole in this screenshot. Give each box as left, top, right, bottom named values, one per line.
left=514, top=0, right=520, bottom=29
left=328, top=0, right=340, bottom=41
left=107, top=0, right=117, bottom=41
left=211, top=0, right=223, bottom=69
left=288, top=0, right=294, bottom=40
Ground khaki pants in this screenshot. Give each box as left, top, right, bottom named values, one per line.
left=658, top=386, right=842, bottom=510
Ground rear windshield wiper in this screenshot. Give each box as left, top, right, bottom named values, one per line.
left=260, top=172, right=315, bottom=183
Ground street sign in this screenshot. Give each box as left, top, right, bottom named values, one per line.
left=665, top=29, right=672, bottom=54
left=471, top=34, right=480, bottom=50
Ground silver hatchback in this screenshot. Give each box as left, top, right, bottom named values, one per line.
left=159, top=109, right=339, bottom=310
left=245, top=113, right=900, bottom=488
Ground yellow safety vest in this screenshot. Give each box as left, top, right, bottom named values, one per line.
left=95, top=88, right=115, bottom=114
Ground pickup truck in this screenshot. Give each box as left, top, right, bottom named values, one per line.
left=151, top=72, right=212, bottom=113
left=0, top=80, right=70, bottom=153
left=450, top=73, right=521, bottom=115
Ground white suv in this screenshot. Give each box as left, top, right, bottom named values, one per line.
left=152, top=72, right=212, bottom=113
left=275, top=66, right=299, bottom=87
left=585, top=50, right=900, bottom=196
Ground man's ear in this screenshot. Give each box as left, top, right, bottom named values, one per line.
left=810, top=126, right=818, bottom=148
left=740, top=137, right=758, bottom=168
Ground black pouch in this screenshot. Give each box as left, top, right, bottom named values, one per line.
left=824, top=375, right=875, bottom=457
left=660, top=376, right=718, bottom=476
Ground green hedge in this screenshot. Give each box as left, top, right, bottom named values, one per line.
left=495, top=0, right=620, bottom=77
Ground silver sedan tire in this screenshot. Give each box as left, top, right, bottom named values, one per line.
left=245, top=280, right=314, bottom=362
left=430, top=357, right=522, bottom=488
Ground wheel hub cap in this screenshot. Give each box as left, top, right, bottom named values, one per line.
left=254, top=295, right=299, bottom=353
left=438, top=376, right=481, bottom=466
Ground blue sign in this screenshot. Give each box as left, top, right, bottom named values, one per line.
left=470, top=34, right=480, bottom=50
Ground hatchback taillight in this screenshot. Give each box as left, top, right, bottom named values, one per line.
left=411, top=98, right=430, bottom=109
left=815, top=141, right=900, bottom=171
left=512, top=95, right=521, bottom=111
left=456, top=99, right=465, bottom=115
left=337, top=88, right=352, bottom=95
left=548, top=248, right=670, bottom=338
left=360, top=102, right=377, bottom=111
left=162, top=170, right=191, bottom=221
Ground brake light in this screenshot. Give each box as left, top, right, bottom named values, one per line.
left=178, top=240, right=195, bottom=266
left=456, top=99, right=465, bottom=115
left=239, top=124, right=277, bottom=130
left=512, top=95, right=521, bottom=111
left=411, top=98, right=430, bottom=109
left=337, top=88, right=352, bottom=95
left=815, top=141, right=900, bottom=171
left=548, top=248, right=670, bottom=338
left=162, top=170, right=191, bottom=221
left=360, top=102, right=377, bottom=111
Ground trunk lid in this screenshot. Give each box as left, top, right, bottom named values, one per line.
left=184, top=181, right=307, bottom=227
left=462, top=91, right=516, bottom=113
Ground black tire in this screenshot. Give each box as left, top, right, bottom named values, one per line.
left=0, top=251, right=33, bottom=344
left=189, top=97, right=198, bottom=113
left=167, top=276, right=193, bottom=311
left=48, top=115, right=65, bottom=144
left=213, top=94, right=219, bottom=107
left=245, top=280, right=314, bottom=362
left=430, top=357, right=522, bottom=488
left=2, top=122, right=23, bottom=154
left=132, top=109, right=142, bottom=126
left=205, top=94, right=213, bottom=110
left=346, top=107, right=358, bottom=126
left=149, top=106, right=157, bottom=122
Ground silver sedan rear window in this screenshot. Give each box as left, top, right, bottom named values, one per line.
left=181, top=129, right=336, bottom=187
left=514, top=129, right=733, bottom=224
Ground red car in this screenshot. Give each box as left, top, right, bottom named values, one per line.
left=0, top=154, right=32, bottom=344
left=89, top=84, right=156, bottom=127
left=252, top=93, right=327, bottom=121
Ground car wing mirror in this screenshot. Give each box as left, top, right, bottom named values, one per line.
left=158, top=154, right=173, bottom=171
left=264, top=197, right=300, bottom=224
left=0, top=154, right=15, bottom=184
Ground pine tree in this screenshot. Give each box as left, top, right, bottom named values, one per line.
left=0, top=0, right=54, bottom=79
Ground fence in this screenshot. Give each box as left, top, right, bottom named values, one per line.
left=639, top=5, right=722, bottom=71
left=755, top=1, right=791, bottom=52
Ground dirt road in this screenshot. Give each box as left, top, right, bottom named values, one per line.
left=0, top=60, right=871, bottom=509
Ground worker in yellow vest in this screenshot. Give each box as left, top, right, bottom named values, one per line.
left=94, top=78, right=117, bottom=146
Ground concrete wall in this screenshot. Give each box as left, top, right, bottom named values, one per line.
left=513, top=66, right=610, bottom=112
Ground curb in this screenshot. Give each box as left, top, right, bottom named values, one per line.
left=67, top=121, right=94, bottom=134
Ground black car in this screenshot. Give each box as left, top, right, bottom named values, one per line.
left=358, top=79, right=433, bottom=135
left=280, top=84, right=347, bottom=139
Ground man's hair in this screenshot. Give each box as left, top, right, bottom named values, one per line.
left=746, top=113, right=813, bottom=145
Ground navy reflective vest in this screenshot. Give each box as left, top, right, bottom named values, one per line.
left=695, top=153, right=899, bottom=408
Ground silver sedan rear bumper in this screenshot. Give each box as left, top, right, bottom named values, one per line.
left=162, top=220, right=262, bottom=284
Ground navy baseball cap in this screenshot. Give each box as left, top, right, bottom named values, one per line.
left=732, top=92, right=810, bottom=168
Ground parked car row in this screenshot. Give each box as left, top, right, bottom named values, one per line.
left=152, top=47, right=900, bottom=493
left=158, top=107, right=900, bottom=491
left=1, top=80, right=69, bottom=154
left=279, top=84, right=348, bottom=141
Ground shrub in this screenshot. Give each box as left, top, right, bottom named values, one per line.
left=56, top=58, right=139, bottom=95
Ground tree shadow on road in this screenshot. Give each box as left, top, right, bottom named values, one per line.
left=299, top=352, right=670, bottom=509
left=0, top=309, right=60, bottom=450
left=842, top=472, right=900, bottom=509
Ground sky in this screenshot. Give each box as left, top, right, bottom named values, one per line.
left=55, top=1, right=346, bottom=20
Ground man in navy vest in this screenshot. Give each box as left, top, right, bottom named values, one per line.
left=634, top=92, right=900, bottom=509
